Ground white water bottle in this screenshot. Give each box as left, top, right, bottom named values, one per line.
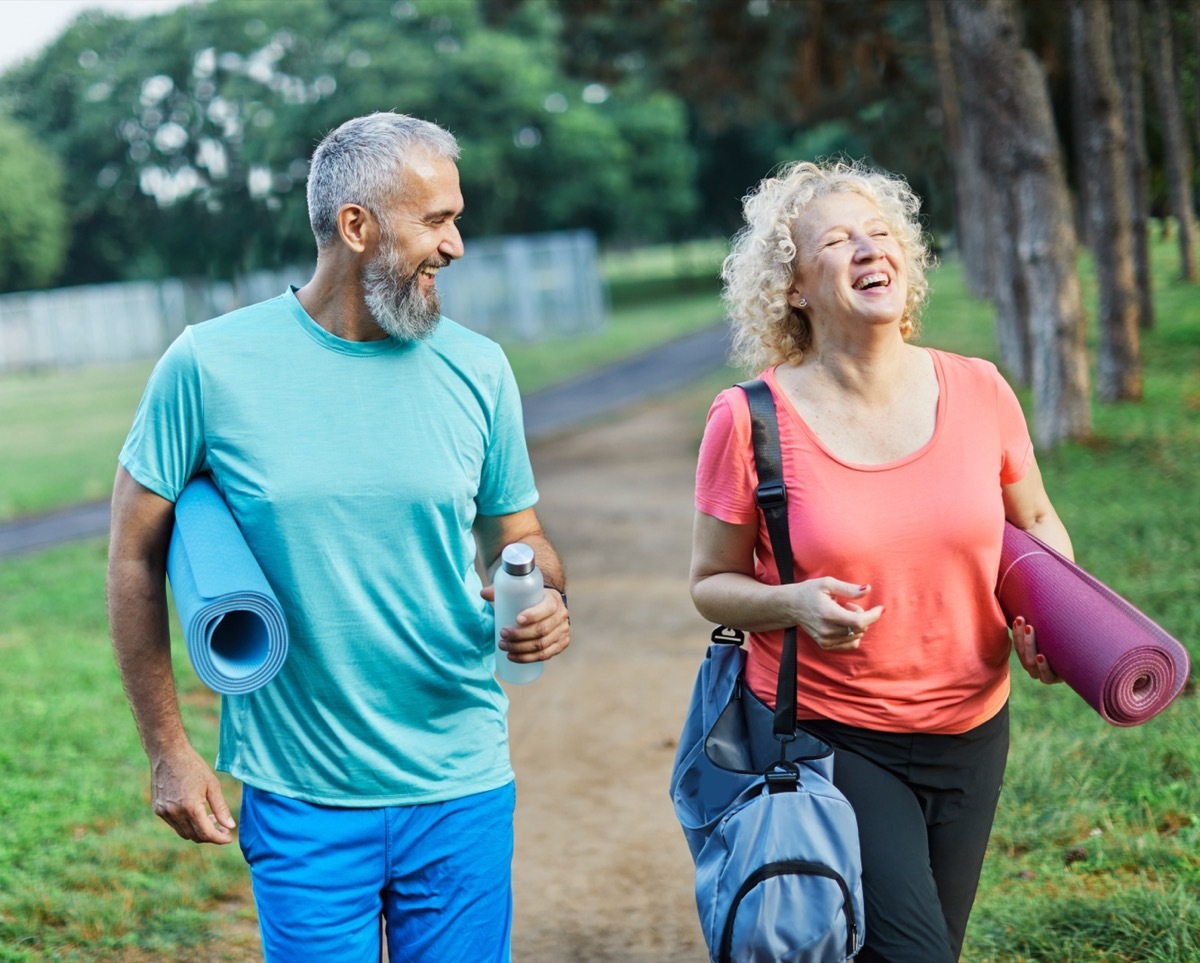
left=493, top=542, right=545, bottom=685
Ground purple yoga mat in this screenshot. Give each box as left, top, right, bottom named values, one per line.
left=997, top=523, right=1190, bottom=727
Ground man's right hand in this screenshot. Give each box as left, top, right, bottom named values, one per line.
left=151, top=744, right=237, bottom=845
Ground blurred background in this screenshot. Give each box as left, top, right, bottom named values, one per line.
left=1, top=3, right=1198, bottom=960
left=1, top=0, right=1197, bottom=445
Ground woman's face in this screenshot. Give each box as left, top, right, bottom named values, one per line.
left=788, top=191, right=908, bottom=334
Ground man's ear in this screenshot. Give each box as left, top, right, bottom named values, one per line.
left=335, top=204, right=376, bottom=254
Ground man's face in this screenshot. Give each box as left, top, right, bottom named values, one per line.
left=363, top=152, right=464, bottom=342
left=362, top=229, right=446, bottom=342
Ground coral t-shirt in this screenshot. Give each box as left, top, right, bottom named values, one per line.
left=694, top=350, right=1033, bottom=734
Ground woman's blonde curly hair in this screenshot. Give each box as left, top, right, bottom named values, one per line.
left=722, top=158, right=935, bottom=373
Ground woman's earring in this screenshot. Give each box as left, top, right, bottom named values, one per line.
left=797, top=297, right=808, bottom=309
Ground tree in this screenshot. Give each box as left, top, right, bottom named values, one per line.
left=0, top=115, right=69, bottom=292
left=1148, top=0, right=1198, bottom=282
left=545, top=0, right=955, bottom=237
left=945, top=0, right=1091, bottom=447
left=927, top=0, right=994, bottom=300
left=1069, top=0, right=1142, bottom=402
left=0, top=0, right=700, bottom=284
left=1191, top=0, right=1200, bottom=163
left=1110, top=0, right=1156, bottom=329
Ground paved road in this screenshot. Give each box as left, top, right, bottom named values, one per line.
left=0, top=322, right=730, bottom=559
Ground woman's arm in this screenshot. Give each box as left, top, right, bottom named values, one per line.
left=689, top=511, right=881, bottom=652
left=1001, top=453, right=1072, bottom=684
left=1001, top=454, right=1073, bottom=559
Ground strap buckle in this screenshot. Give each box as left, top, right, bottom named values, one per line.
left=765, top=761, right=800, bottom=794
left=755, top=479, right=786, bottom=510
left=710, top=626, right=746, bottom=646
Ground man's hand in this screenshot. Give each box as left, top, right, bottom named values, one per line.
left=480, top=585, right=570, bottom=664
left=151, top=744, right=237, bottom=844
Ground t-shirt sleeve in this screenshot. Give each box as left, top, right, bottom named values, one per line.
left=475, top=351, right=538, bottom=516
left=695, top=390, right=759, bottom=525
left=117, top=328, right=207, bottom=502
left=991, top=364, right=1033, bottom=485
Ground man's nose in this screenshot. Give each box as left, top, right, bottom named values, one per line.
left=440, top=223, right=464, bottom=260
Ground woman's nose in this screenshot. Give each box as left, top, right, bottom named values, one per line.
left=854, top=236, right=883, bottom=260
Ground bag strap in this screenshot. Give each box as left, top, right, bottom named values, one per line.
left=736, top=379, right=799, bottom=744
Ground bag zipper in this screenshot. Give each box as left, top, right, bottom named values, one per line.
left=718, top=859, right=860, bottom=962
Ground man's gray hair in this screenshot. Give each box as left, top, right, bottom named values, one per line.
left=306, top=112, right=460, bottom=248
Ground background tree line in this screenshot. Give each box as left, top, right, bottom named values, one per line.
left=0, top=0, right=1197, bottom=446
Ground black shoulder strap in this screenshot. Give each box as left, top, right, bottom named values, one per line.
left=736, top=379, right=799, bottom=742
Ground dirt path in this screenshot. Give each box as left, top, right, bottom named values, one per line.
left=507, top=381, right=720, bottom=961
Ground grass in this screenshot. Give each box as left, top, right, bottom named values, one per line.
left=0, top=363, right=155, bottom=522
left=1, top=234, right=1197, bottom=959
left=923, top=239, right=1200, bottom=962
left=0, top=541, right=256, bottom=962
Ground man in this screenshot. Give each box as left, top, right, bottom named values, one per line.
left=106, top=112, right=570, bottom=961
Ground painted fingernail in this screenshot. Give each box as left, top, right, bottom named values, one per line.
left=1036, top=655, right=1045, bottom=664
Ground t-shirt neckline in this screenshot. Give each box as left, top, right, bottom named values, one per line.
left=284, top=285, right=410, bottom=357
left=763, top=348, right=946, bottom=472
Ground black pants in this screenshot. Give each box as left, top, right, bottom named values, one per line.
left=801, top=703, right=1010, bottom=963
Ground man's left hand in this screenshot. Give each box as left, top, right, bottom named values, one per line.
left=481, top=586, right=570, bottom=664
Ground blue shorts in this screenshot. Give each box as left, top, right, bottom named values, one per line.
left=238, top=781, right=515, bottom=962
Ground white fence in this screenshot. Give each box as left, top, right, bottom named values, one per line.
left=0, top=230, right=606, bottom=374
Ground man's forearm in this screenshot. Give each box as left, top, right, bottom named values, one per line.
left=521, top=533, right=566, bottom=593
left=107, top=560, right=190, bottom=758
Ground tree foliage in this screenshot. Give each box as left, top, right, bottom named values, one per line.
left=0, top=115, right=68, bottom=292
left=0, top=0, right=1195, bottom=426
left=0, top=0, right=699, bottom=284
left=545, top=0, right=956, bottom=237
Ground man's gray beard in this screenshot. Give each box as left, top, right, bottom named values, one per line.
left=362, top=245, right=442, bottom=342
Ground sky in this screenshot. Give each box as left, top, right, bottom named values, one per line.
left=0, top=0, right=188, bottom=72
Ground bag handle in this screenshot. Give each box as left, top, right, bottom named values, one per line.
left=736, top=379, right=800, bottom=746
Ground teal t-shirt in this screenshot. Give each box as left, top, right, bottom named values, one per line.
left=119, top=288, right=538, bottom=805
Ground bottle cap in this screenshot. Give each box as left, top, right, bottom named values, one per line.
left=501, top=542, right=536, bottom=576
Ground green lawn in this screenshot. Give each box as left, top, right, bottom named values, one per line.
left=931, top=243, right=1200, bottom=963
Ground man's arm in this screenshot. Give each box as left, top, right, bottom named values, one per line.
left=474, top=507, right=570, bottom=665
left=106, top=466, right=236, bottom=844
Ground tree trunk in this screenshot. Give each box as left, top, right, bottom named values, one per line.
left=989, top=193, right=1032, bottom=385
left=1191, top=0, right=1200, bottom=163
left=1070, top=0, right=1142, bottom=402
left=1111, top=0, right=1155, bottom=329
left=945, top=0, right=1091, bottom=447
left=932, top=0, right=1027, bottom=380
left=926, top=0, right=994, bottom=300
left=1148, top=0, right=1198, bottom=282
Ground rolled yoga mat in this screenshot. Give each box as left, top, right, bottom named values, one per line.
left=167, top=476, right=289, bottom=694
left=997, top=522, right=1190, bottom=727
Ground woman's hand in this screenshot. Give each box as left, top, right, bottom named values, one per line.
left=1012, top=615, right=1062, bottom=685
left=790, top=579, right=884, bottom=652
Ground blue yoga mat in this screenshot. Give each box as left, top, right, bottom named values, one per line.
left=167, top=476, right=289, bottom=694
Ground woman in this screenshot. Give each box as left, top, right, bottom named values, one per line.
left=690, top=159, right=1073, bottom=962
